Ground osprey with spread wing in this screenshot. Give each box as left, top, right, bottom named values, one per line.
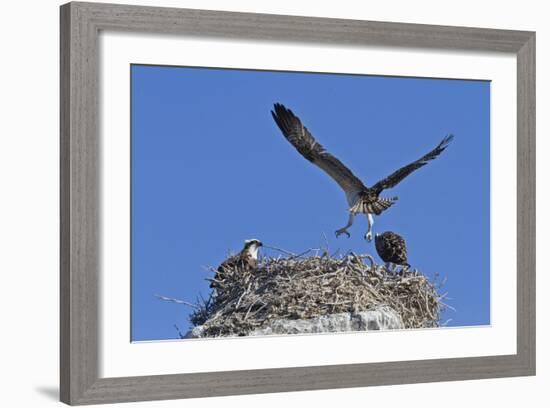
left=271, top=103, right=454, bottom=241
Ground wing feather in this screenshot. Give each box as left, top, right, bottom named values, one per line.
left=371, top=134, right=454, bottom=194
left=271, top=103, right=366, bottom=194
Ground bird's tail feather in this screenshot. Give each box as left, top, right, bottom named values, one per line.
left=350, top=196, right=397, bottom=215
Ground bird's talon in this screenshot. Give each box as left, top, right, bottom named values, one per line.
left=335, top=230, right=351, bottom=239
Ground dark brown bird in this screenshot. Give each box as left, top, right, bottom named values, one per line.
left=271, top=103, right=453, bottom=241
left=375, top=231, right=409, bottom=268
left=210, top=239, right=263, bottom=289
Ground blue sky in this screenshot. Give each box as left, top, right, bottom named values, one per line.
left=131, top=64, right=490, bottom=341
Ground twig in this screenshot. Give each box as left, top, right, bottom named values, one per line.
left=321, top=232, right=330, bottom=252
left=263, top=245, right=297, bottom=257
left=290, top=248, right=320, bottom=259
left=360, top=254, right=376, bottom=268
left=235, top=282, right=251, bottom=309
left=155, top=294, right=200, bottom=310
left=174, top=324, right=185, bottom=339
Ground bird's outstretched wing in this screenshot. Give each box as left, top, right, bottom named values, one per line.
left=371, top=134, right=454, bottom=194
left=271, top=103, right=367, bottom=194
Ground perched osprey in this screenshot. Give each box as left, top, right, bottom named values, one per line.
left=375, top=231, right=409, bottom=268
left=210, top=239, right=263, bottom=289
left=271, top=103, right=454, bottom=241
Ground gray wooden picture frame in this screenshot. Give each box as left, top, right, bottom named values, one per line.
left=60, top=1, right=536, bottom=405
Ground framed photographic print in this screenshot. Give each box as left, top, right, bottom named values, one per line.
left=60, top=1, right=535, bottom=405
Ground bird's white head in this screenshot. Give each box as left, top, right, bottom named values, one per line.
left=244, top=239, right=263, bottom=259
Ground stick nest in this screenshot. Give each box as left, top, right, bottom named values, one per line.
left=190, top=251, right=445, bottom=337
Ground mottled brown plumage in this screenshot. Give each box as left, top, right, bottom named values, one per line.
left=271, top=103, right=453, bottom=240
left=375, top=231, right=409, bottom=267
left=211, top=239, right=262, bottom=289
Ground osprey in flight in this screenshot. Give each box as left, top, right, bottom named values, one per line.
left=271, top=103, right=454, bottom=241
left=375, top=231, right=410, bottom=269
left=210, top=239, right=263, bottom=289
